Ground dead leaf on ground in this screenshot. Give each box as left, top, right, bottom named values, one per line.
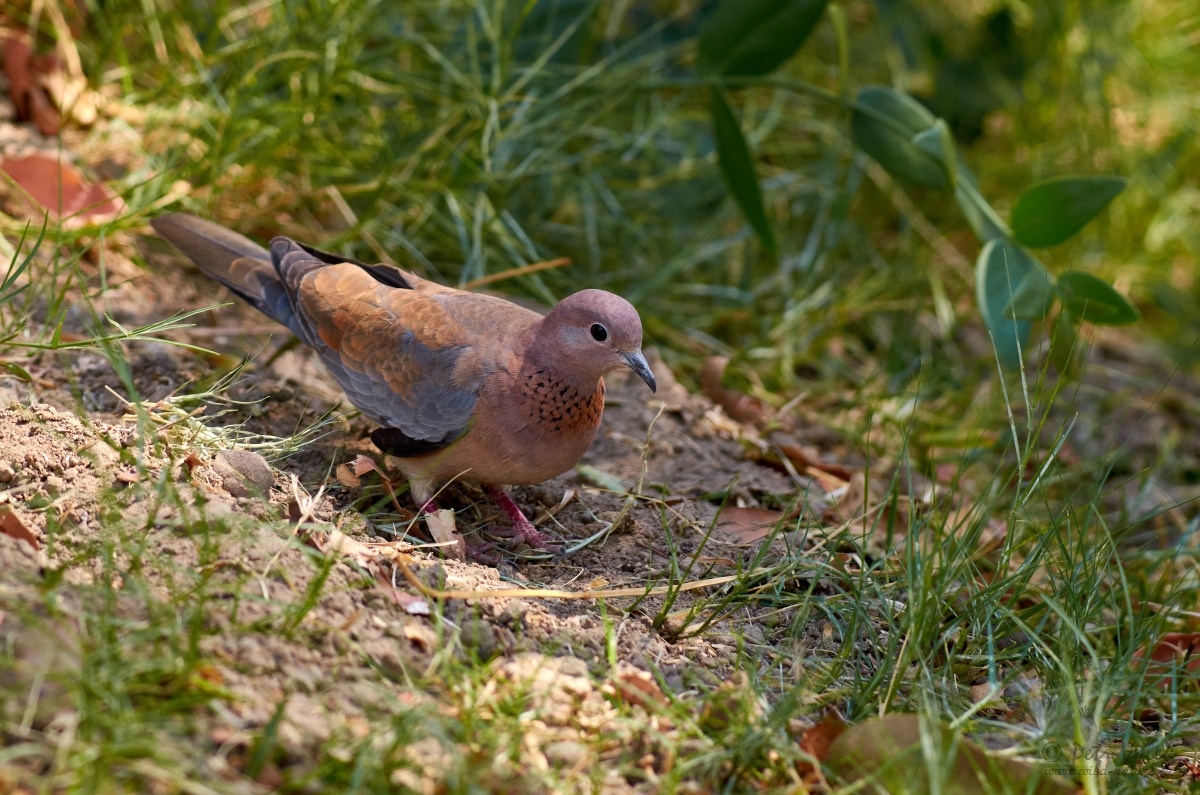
left=826, top=714, right=1076, bottom=795
left=716, top=505, right=784, bottom=545
left=3, top=34, right=60, bottom=135
left=0, top=508, right=39, bottom=551
left=700, top=356, right=770, bottom=425
left=404, top=622, right=438, bottom=653
left=394, top=590, right=431, bottom=616
left=610, top=664, right=670, bottom=711
left=323, top=529, right=374, bottom=566
left=425, top=508, right=464, bottom=560
left=0, top=153, right=126, bottom=226
left=335, top=463, right=361, bottom=488
left=1134, top=632, right=1200, bottom=688
left=797, top=715, right=848, bottom=776
left=352, top=454, right=381, bottom=477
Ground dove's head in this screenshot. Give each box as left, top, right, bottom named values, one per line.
left=539, top=289, right=656, bottom=393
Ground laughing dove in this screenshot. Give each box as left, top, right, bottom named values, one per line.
left=150, top=213, right=656, bottom=548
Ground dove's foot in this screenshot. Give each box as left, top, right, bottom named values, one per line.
left=485, top=486, right=560, bottom=550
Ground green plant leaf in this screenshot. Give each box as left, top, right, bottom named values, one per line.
left=1010, top=176, right=1127, bottom=248
left=1057, top=271, right=1140, bottom=324
left=955, top=183, right=1009, bottom=243
left=976, top=239, right=1044, bottom=369
left=911, top=119, right=958, bottom=187
left=710, top=89, right=777, bottom=254
left=851, top=86, right=948, bottom=190
left=1003, top=263, right=1058, bottom=320
left=697, top=0, right=830, bottom=77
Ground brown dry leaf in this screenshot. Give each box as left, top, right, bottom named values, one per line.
left=394, top=591, right=431, bottom=616
left=797, top=716, right=848, bottom=775
left=0, top=508, right=39, bottom=551
left=826, top=714, right=1076, bottom=794
left=1134, top=632, right=1200, bottom=688
left=775, top=442, right=855, bottom=484
left=699, top=356, right=769, bottom=425
left=335, top=463, right=361, bottom=488
left=352, top=454, right=381, bottom=477
left=324, top=529, right=374, bottom=566
left=425, top=509, right=464, bottom=560
left=27, top=80, right=61, bottom=136
left=716, top=505, right=783, bottom=545
left=611, top=663, right=670, bottom=711
left=0, top=153, right=126, bottom=226
left=404, top=622, right=438, bottom=653
left=3, top=37, right=33, bottom=113
left=587, top=577, right=609, bottom=590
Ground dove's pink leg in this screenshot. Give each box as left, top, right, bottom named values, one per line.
left=484, top=486, right=555, bottom=548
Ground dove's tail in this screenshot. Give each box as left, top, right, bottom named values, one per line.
left=150, top=213, right=301, bottom=329
left=152, top=213, right=416, bottom=345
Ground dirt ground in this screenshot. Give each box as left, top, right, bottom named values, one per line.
left=0, top=235, right=874, bottom=788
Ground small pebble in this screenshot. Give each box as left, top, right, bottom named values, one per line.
left=0, top=462, right=14, bottom=482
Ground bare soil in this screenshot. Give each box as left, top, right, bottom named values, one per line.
left=0, top=246, right=856, bottom=789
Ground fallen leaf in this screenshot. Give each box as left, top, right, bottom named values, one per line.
left=970, top=683, right=1000, bottom=706
left=826, top=714, right=1075, bottom=794
left=425, top=508, right=464, bottom=560
left=404, top=622, right=438, bottom=653
left=3, top=35, right=37, bottom=122
left=0, top=508, right=39, bottom=551
left=0, top=153, right=126, bottom=227
left=26, top=79, right=61, bottom=136
left=324, top=529, right=374, bottom=565
left=587, top=577, right=609, bottom=590
left=797, top=716, right=848, bottom=775
left=611, top=664, right=670, bottom=711
left=716, top=505, right=784, bottom=545
left=335, top=463, right=361, bottom=488
left=1134, top=632, right=1200, bottom=688
left=395, top=591, right=431, bottom=616
left=352, top=454, right=381, bottom=477
left=700, top=356, right=769, bottom=425
left=775, top=442, right=855, bottom=483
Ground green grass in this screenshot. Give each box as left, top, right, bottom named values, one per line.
left=3, top=0, right=1200, bottom=792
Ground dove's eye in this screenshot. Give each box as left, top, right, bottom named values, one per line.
left=590, top=323, right=608, bottom=342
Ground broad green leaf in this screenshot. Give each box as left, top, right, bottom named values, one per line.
left=1003, top=263, right=1057, bottom=320
left=827, top=715, right=1076, bottom=794
left=1057, top=271, right=1140, bottom=324
left=851, top=86, right=948, bottom=190
left=1011, top=176, right=1127, bottom=248
left=710, top=89, right=777, bottom=254
left=697, top=0, right=830, bottom=77
left=911, top=120, right=957, bottom=187
left=976, top=239, right=1043, bottom=369
left=955, top=182, right=1009, bottom=243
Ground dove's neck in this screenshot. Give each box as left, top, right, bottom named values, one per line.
left=525, top=322, right=603, bottom=395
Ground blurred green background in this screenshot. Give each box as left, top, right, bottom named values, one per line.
left=60, top=0, right=1200, bottom=391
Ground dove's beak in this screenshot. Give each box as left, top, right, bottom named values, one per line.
left=621, top=350, right=657, bottom=393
